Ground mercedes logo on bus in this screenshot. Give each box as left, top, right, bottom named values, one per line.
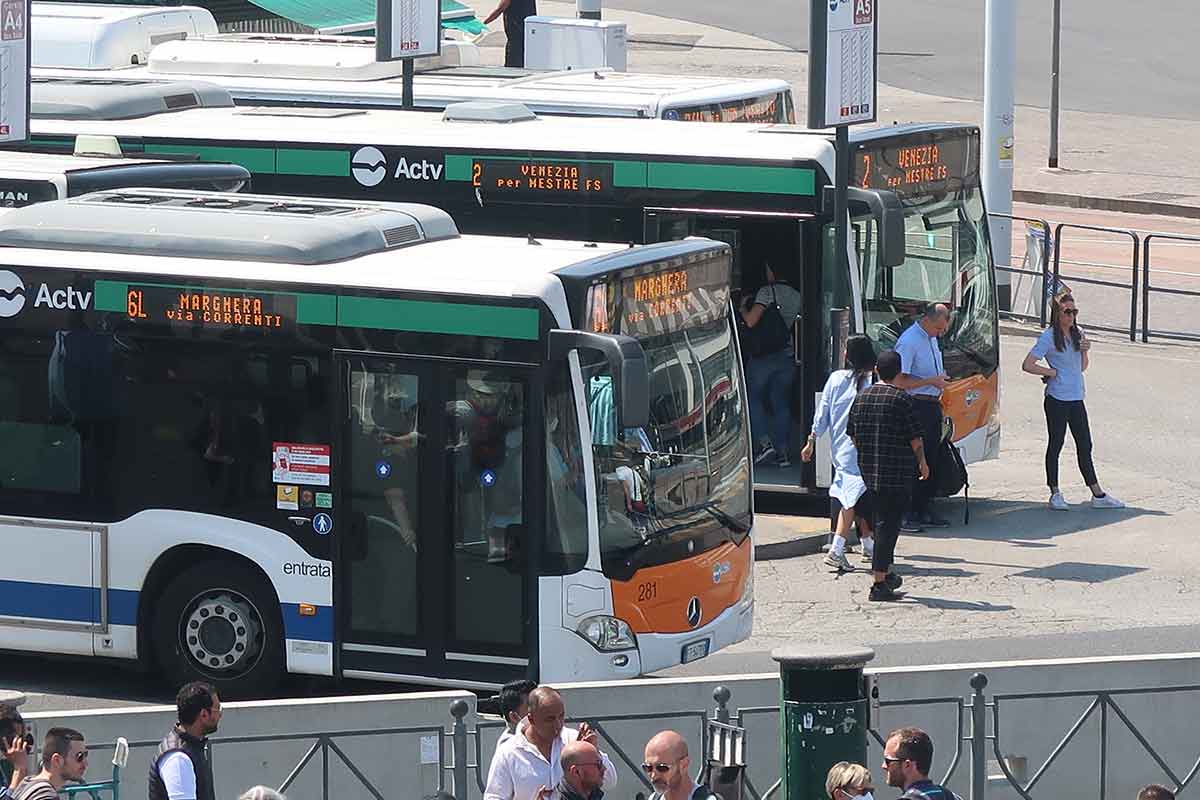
left=686, top=597, right=702, bottom=628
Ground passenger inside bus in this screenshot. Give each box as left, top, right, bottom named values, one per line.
left=740, top=263, right=802, bottom=470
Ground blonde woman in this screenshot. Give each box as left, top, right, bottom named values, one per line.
left=825, top=761, right=874, bottom=800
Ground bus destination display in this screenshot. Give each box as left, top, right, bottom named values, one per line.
left=854, top=134, right=978, bottom=198
left=124, top=285, right=296, bottom=330
left=472, top=159, right=614, bottom=199
left=618, top=254, right=729, bottom=336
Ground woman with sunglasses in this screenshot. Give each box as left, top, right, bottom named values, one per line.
left=825, top=762, right=874, bottom=800
left=1022, top=294, right=1124, bottom=511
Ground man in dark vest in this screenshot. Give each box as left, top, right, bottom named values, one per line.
left=148, top=682, right=222, bottom=800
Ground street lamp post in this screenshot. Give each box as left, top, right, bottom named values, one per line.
left=1048, top=0, right=1062, bottom=168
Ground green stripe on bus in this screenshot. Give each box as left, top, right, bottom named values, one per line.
left=444, top=154, right=473, bottom=182
left=613, top=161, right=647, bottom=188
left=277, top=149, right=350, bottom=177
left=94, top=280, right=127, bottom=313
left=296, top=292, right=338, bottom=325
left=648, top=163, right=815, bottom=195
left=143, top=144, right=277, bottom=173
left=338, top=296, right=539, bottom=340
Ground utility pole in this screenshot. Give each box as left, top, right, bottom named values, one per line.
left=982, top=0, right=1016, bottom=311
left=1048, top=0, right=1062, bottom=168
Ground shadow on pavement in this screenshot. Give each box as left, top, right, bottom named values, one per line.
left=898, top=596, right=1017, bottom=612
left=905, top=497, right=1168, bottom=543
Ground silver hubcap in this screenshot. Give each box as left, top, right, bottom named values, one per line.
left=182, top=591, right=263, bottom=676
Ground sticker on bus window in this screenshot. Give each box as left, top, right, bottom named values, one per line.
left=276, top=485, right=300, bottom=511
left=315, top=492, right=334, bottom=509
left=272, top=443, right=331, bottom=486
left=300, top=490, right=315, bottom=509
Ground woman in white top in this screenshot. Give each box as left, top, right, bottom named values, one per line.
left=801, top=335, right=877, bottom=572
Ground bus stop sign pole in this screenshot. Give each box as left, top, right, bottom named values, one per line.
left=808, top=0, right=878, bottom=345
left=376, top=0, right=442, bottom=109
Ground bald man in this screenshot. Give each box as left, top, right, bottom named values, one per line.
left=550, top=741, right=606, bottom=800
left=893, top=302, right=952, bottom=532
left=485, top=688, right=617, bottom=800
left=642, top=731, right=718, bottom=800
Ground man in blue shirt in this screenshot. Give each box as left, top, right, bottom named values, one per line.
left=893, top=304, right=951, bottom=532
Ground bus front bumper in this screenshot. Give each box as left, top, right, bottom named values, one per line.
left=634, top=596, right=754, bottom=675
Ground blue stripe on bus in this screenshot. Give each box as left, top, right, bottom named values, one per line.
left=0, top=581, right=333, bottom=644
left=282, top=603, right=334, bottom=642
left=0, top=579, right=139, bottom=626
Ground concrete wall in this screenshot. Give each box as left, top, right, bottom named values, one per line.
left=23, top=652, right=1200, bottom=800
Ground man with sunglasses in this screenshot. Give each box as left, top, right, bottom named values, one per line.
left=543, top=741, right=607, bottom=800
left=11, top=728, right=88, bottom=800
left=881, top=728, right=959, bottom=800
left=642, top=731, right=717, bottom=800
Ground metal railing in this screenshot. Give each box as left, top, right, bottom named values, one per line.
left=70, top=673, right=1200, bottom=800
left=1141, top=232, right=1200, bottom=342
left=989, top=213, right=1053, bottom=328
left=991, top=212, right=1200, bottom=344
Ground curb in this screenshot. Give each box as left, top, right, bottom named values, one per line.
left=1014, top=190, right=1200, bottom=220
left=754, top=532, right=828, bottom=561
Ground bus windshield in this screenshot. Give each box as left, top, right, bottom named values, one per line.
left=854, top=131, right=999, bottom=376
left=583, top=255, right=752, bottom=578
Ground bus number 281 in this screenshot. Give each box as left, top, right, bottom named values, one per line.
left=637, top=581, right=658, bottom=602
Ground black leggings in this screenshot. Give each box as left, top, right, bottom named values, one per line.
left=1044, top=396, right=1098, bottom=489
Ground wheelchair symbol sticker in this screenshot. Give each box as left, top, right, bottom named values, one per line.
left=313, top=513, right=333, bottom=536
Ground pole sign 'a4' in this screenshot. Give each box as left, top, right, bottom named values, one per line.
left=808, top=0, right=878, bottom=129
left=376, top=0, right=441, bottom=60
left=0, top=0, right=29, bottom=144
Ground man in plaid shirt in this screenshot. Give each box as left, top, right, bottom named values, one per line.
left=847, top=350, right=930, bottom=601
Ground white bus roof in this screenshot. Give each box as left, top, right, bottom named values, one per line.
left=34, top=2, right=218, bottom=70
left=0, top=189, right=698, bottom=309
left=31, top=90, right=837, bottom=174
left=0, top=150, right=210, bottom=179
left=31, top=3, right=792, bottom=119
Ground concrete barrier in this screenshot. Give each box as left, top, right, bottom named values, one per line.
left=21, top=652, right=1200, bottom=800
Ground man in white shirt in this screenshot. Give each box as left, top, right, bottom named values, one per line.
left=642, top=731, right=717, bottom=800
left=495, top=680, right=538, bottom=754
left=484, top=687, right=617, bottom=800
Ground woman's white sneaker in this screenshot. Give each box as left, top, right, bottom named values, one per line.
left=1049, top=491, right=1070, bottom=511
left=1091, top=493, right=1125, bottom=509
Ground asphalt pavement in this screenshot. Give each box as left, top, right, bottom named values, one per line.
left=602, top=0, right=1200, bottom=121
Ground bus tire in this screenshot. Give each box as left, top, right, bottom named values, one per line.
left=152, top=560, right=284, bottom=698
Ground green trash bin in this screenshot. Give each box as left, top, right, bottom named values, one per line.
left=772, top=646, right=875, bottom=800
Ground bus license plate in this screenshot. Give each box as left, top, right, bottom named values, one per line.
left=681, top=639, right=710, bottom=664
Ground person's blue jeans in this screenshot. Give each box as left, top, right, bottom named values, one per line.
left=747, top=348, right=795, bottom=455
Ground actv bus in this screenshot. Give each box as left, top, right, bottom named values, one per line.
left=0, top=190, right=753, bottom=694
left=32, top=2, right=795, bottom=123
left=28, top=82, right=1001, bottom=494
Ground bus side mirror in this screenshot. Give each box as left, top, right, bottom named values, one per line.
left=848, top=187, right=906, bottom=268
left=547, top=329, right=650, bottom=429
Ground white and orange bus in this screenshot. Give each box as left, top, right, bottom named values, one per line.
left=0, top=188, right=753, bottom=694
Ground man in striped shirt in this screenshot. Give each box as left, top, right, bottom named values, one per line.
left=847, top=350, right=929, bottom=602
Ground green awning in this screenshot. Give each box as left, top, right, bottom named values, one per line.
left=244, top=0, right=485, bottom=35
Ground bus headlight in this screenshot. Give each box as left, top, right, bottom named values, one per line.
left=576, top=615, right=638, bottom=652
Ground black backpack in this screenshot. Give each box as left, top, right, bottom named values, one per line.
left=935, top=436, right=970, bottom=524
left=744, top=286, right=790, bottom=357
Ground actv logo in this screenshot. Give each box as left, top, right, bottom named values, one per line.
left=0, top=270, right=93, bottom=318
left=350, top=146, right=445, bottom=187
left=0, top=270, right=25, bottom=318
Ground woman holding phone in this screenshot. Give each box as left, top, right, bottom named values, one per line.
left=1022, top=293, right=1124, bottom=511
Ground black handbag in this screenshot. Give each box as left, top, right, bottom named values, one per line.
left=935, top=436, right=970, bottom=524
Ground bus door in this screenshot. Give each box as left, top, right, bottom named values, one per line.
left=643, top=208, right=820, bottom=494
left=335, top=352, right=535, bottom=688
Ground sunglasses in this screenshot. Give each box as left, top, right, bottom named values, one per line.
left=882, top=756, right=907, bottom=765
left=641, top=762, right=676, bottom=774
left=74, top=751, right=89, bottom=763
left=1061, top=308, right=1079, bottom=316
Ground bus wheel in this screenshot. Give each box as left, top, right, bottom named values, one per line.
left=152, top=560, right=284, bottom=698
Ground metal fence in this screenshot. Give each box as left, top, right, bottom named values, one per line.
left=990, top=213, right=1200, bottom=343
left=77, top=674, right=1200, bottom=800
